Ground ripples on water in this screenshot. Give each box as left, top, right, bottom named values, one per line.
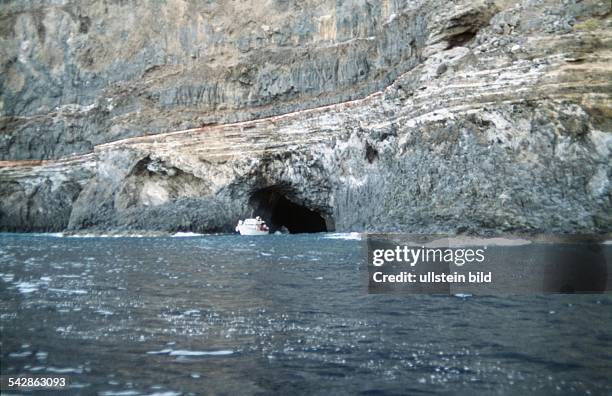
left=0, top=233, right=611, bottom=395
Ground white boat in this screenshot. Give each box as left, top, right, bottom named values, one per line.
left=235, top=217, right=269, bottom=235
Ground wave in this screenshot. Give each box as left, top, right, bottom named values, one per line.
left=323, top=232, right=362, bottom=240
left=146, top=348, right=233, bottom=356
left=171, top=232, right=205, bottom=237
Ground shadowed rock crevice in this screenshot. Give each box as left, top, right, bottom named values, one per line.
left=249, top=186, right=328, bottom=233
left=445, top=30, right=477, bottom=49
left=365, top=142, right=379, bottom=163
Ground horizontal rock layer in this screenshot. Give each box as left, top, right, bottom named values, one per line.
left=0, top=0, right=611, bottom=234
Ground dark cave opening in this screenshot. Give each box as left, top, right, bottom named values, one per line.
left=446, top=30, right=477, bottom=49
left=250, top=187, right=328, bottom=234
left=365, top=142, right=378, bottom=163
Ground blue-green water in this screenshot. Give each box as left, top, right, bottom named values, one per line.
left=1, top=233, right=611, bottom=395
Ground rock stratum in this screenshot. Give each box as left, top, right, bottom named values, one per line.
left=0, top=0, right=611, bottom=234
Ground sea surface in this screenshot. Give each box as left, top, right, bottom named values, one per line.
left=0, top=233, right=611, bottom=395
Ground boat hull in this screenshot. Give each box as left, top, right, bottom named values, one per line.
left=236, top=225, right=269, bottom=236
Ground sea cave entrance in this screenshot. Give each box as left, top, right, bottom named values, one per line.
left=249, top=186, right=328, bottom=234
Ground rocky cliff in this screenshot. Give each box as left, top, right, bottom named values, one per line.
left=0, top=0, right=610, bottom=234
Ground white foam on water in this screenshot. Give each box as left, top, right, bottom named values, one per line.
left=99, top=391, right=140, bottom=396
left=454, top=293, right=472, bottom=298
left=96, top=309, right=114, bottom=316
left=16, top=281, right=39, bottom=294
left=69, top=383, right=91, bottom=389
left=27, top=232, right=64, bottom=237
left=66, top=234, right=148, bottom=238
left=426, top=236, right=532, bottom=248
left=172, top=232, right=204, bottom=237
left=46, top=366, right=84, bottom=374
left=1, top=273, right=14, bottom=282
left=146, top=349, right=173, bottom=355
left=9, top=351, right=32, bottom=358
left=168, top=349, right=234, bottom=356
left=48, top=288, right=88, bottom=295
left=323, top=232, right=362, bottom=240
left=145, top=392, right=181, bottom=396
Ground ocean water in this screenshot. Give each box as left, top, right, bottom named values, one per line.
left=0, top=233, right=611, bottom=395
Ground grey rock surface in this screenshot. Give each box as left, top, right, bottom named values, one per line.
left=0, top=0, right=610, bottom=234
left=2, top=0, right=435, bottom=160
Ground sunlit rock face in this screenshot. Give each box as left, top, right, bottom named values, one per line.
left=0, top=0, right=610, bottom=234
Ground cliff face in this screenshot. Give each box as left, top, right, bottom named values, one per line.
left=1, top=0, right=435, bottom=160
left=0, top=0, right=610, bottom=234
